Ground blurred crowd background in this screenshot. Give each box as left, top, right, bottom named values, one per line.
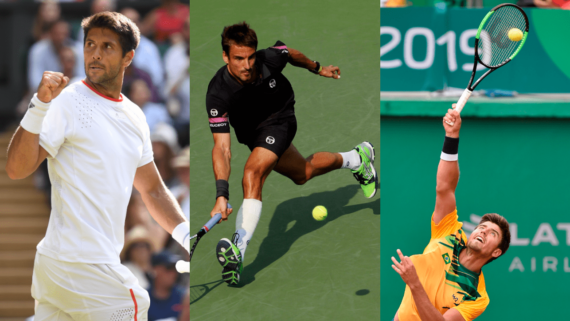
left=0, top=0, right=189, bottom=320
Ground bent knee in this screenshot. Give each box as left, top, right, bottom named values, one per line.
left=291, top=176, right=308, bottom=185
left=242, top=168, right=266, bottom=191
left=243, top=168, right=262, bottom=183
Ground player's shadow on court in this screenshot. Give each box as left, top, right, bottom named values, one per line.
left=237, top=184, right=379, bottom=287
left=190, top=280, right=225, bottom=304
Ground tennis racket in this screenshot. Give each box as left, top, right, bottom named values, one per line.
left=176, top=204, right=232, bottom=273
left=175, top=212, right=223, bottom=273
left=448, top=3, right=529, bottom=125
left=187, top=203, right=232, bottom=261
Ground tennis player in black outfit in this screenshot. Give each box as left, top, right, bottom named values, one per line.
left=206, top=22, right=378, bottom=285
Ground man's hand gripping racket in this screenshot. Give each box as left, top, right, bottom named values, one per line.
left=175, top=204, right=232, bottom=273
left=447, top=3, right=529, bottom=125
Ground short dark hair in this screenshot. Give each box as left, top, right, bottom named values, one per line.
left=480, top=213, right=510, bottom=264
left=221, top=21, right=258, bottom=56
left=81, top=11, right=140, bottom=56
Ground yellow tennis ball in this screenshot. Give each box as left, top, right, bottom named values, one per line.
left=312, top=206, right=328, bottom=221
left=508, top=28, right=523, bottom=42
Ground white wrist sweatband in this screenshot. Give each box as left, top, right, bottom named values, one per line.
left=440, top=152, right=458, bottom=161
left=21, top=94, right=51, bottom=134
left=172, top=222, right=190, bottom=253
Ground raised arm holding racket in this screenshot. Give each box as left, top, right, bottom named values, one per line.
left=449, top=3, right=529, bottom=125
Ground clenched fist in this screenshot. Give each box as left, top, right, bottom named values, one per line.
left=37, top=71, right=69, bottom=103
left=443, top=106, right=461, bottom=138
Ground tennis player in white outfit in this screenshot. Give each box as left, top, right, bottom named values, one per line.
left=5, top=12, right=190, bottom=321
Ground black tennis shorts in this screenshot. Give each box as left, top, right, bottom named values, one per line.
left=245, top=117, right=297, bottom=158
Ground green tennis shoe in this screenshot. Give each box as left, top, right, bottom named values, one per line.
left=352, top=141, right=378, bottom=198
left=216, top=235, right=243, bottom=285
left=221, top=265, right=243, bottom=285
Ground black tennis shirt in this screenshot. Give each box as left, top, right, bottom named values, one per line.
left=206, top=41, right=296, bottom=144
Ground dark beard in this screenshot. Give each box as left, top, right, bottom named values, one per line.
left=85, top=64, right=122, bottom=89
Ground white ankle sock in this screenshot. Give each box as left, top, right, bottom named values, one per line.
left=340, top=150, right=361, bottom=170
left=234, top=199, right=262, bottom=262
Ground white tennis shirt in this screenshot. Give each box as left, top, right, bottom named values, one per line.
left=37, top=80, right=153, bottom=264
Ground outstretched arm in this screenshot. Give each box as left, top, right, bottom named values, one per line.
left=210, top=133, right=234, bottom=222
left=287, top=48, right=341, bottom=79
left=434, top=107, right=462, bottom=225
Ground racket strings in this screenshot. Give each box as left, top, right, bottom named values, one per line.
left=478, top=6, right=527, bottom=67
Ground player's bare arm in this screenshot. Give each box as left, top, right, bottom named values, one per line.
left=133, top=161, right=187, bottom=234
left=5, top=71, right=68, bottom=180
left=286, top=47, right=340, bottom=79
left=392, top=249, right=466, bottom=321
left=5, top=128, right=49, bottom=180
left=211, top=132, right=234, bottom=222
left=434, top=106, right=462, bottom=225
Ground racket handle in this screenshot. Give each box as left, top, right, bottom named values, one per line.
left=454, top=89, right=472, bottom=114
left=203, top=213, right=222, bottom=232
left=447, top=89, right=472, bottom=126
left=175, top=260, right=190, bottom=273
left=202, top=203, right=232, bottom=232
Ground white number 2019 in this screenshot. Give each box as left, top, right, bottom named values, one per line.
left=381, top=27, right=479, bottom=71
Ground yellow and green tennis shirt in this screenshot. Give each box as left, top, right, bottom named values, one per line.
left=397, top=209, right=489, bottom=321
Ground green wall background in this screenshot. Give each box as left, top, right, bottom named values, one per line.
left=381, top=8, right=570, bottom=93
left=381, top=115, right=570, bottom=320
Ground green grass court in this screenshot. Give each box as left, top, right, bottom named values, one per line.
left=190, top=1, right=379, bottom=320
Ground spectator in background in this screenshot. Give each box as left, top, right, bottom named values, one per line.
left=532, top=0, right=570, bottom=8
left=157, top=147, right=189, bottom=288
left=121, top=226, right=155, bottom=289
left=123, top=63, right=161, bottom=103
left=27, top=20, right=80, bottom=90
left=91, top=0, right=117, bottom=14
left=32, top=0, right=61, bottom=41
left=59, top=46, right=83, bottom=85
left=128, top=79, right=172, bottom=132
left=150, top=123, right=180, bottom=189
left=121, top=7, right=165, bottom=91
left=148, top=251, right=189, bottom=321
left=75, top=0, right=117, bottom=43
left=163, top=17, right=189, bottom=147
left=170, top=147, right=189, bottom=221
left=383, top=0, right=407, bottom=7
left=141, top=0, right=189, bottom=44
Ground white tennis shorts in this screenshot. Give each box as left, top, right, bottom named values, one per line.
left=31, top=253, right=150, bottom=321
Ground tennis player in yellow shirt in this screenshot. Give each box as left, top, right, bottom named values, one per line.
left=391, top=107, right=511, bottom=321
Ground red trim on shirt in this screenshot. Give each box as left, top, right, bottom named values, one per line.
left=130, top=289, right=138, bottom=321
left=81, top=80, right=123, bottom=102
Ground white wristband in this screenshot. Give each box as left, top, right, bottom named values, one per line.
left=20, top=94, right=51, bottom=134
left=440, top=152, right=458, bottom=161
left=172, top=222, right=190, bottom=253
